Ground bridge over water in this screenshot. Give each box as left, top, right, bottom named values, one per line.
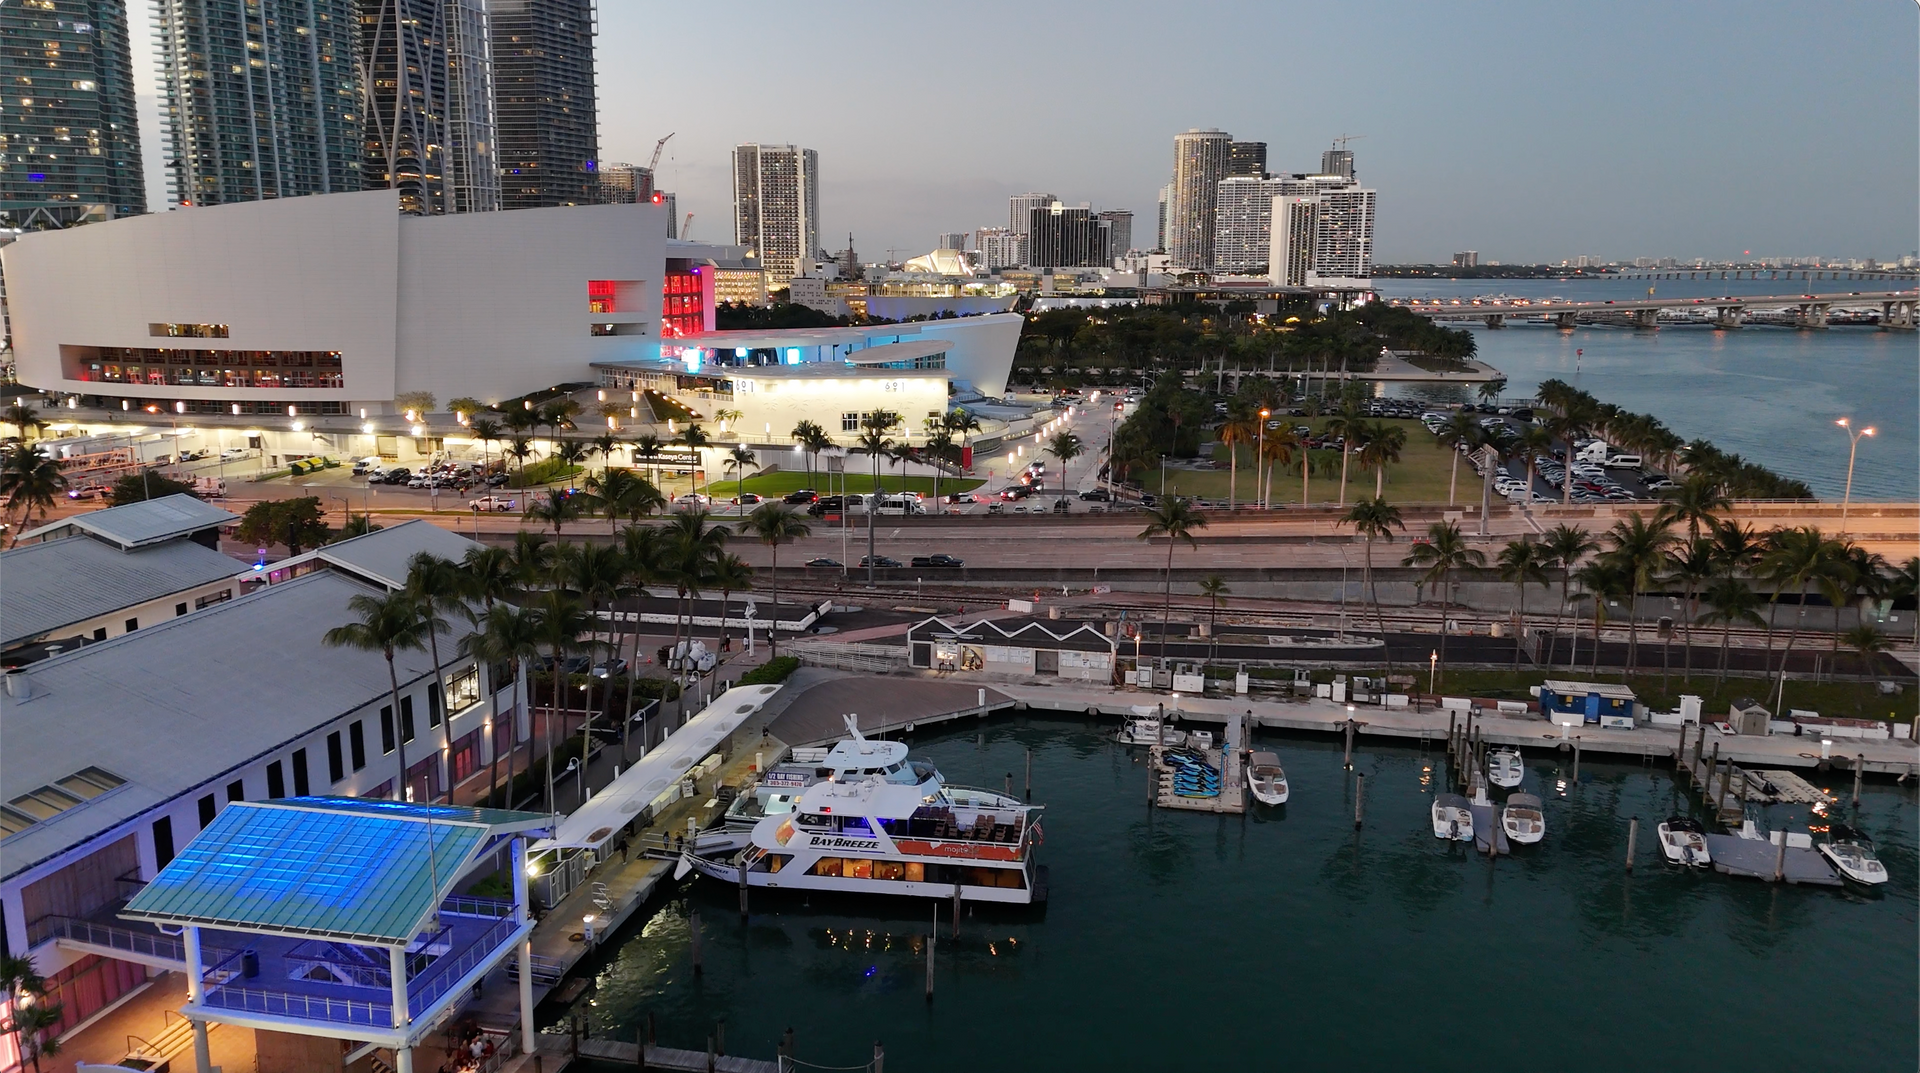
left=1394, top=290, right=1917, bottom=330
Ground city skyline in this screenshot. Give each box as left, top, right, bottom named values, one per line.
left=105, top=0, right=1918, bottom=261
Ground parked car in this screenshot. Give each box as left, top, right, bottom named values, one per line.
left=783, top=489, right=819, bottom=505
left=219, top=447, right=249, bottom=461
left=468, top=495, right=516, bottom=512
left=674, top=492, right=711, bottom=508
left=589, top=658, right=628, bottom=679
left=1079, top=488, right=1112, bottom=501
left=858, top=555, right=903, bottom=569
left=804, top=557, right=842, bottom=568
left=731, top=493, right=765, bottom=506
left=910, top=554, right=964, bottom=568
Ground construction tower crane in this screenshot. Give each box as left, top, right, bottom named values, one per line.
left=681, top=212, right=694, bottom=240
left=1332, top=133, right=1366, bottom=148
left=648, top=133, right=674, bottom=174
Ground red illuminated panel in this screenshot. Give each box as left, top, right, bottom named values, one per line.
left=589, top=279, right=616, bottom=314
left=662, top=269, right=705, bottom=338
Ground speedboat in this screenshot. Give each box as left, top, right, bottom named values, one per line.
left=1246, top=751, right=1289, bottom=805
left=1487, top=748, right=1524, bottom=789
left=1432, top=793, right=1474, bottom=842
left=1501, top=793, right=1545, bottom=845
left=1817, top=824, right=1889, bottom=886
left=1118, top=708, right=1185, bottom=747
left=679, top=775, right=1047, bottom=904
left=1657, top=816, right=1711, bottom=868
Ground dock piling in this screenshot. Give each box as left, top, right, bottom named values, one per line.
left=690, top=909, right=703, bottom=976
left=1572, top=737, right=1581, bottom=784
left=1025, top=748, right=1033, bottom=802
left=925, top=905, right=936, bottom=1003
left=873, top=1041, right=885, bottom=1073
left=1004, top=773, right=1013, bottom=799
left=951, top=881, right=962, bottom=939
left=738, top=864, right=749, bottom=921
left=717, top=1022, right=726, bottom=1057
left=1342, top=719, right=1355, bottom=770
left=1626, top=817, right=1638, bottom=872
left=1854, top=754, right=1864, bottom=806
left=1772, top=832, right=1787, bottom=882
left=1353, top=773, right=1365, bottom=828
left=648, top=1012, right=657, bottom=1044
left=705, top=1034, right=715, bottom=1073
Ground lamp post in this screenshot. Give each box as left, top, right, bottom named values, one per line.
left=1256, top=408, right=1270, bottom=510
left=1835, top=418, right=1874, bottom=533
left=1429, top=650, right=1439, bottom=697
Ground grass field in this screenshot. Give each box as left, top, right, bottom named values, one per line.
left=1160, top=417, right=1476, bottom=506
left=702, top=470, right=984, bottom=499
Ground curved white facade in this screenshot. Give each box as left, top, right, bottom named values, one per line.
left=3, top=190, right=667, bottom=414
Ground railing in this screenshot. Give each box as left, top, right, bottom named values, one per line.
left=787, top=641, right=903, bottom=674
left=439, top=894, right=515, bottom=920
left=201, top=984, right=393, bottom=1028
left=408, top=916, right=519, bottom=1018
left=505, top=952, right=565, bottom=987
left=28, top=915, right=188, bottom=965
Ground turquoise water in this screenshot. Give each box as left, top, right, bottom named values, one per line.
left=1371, top=278, right=1919, bottom=502
left=556, top=719, right=1919, bottom=1071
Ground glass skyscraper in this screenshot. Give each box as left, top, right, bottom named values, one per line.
left=492, top=0, right=599, bottom=210
left=1, top=0, right=145, bottom=220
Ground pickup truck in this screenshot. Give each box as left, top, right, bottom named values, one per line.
left=467, top=494, right=516, bottom=512
left=910, top=554, right=964, bottom=568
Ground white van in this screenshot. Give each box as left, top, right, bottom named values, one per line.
left=1603, top=454, right=1642, bottom=469
left=875, top=494, right=926, bottom=516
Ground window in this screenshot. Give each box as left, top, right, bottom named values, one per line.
left=195, top=590, right=233, bottom=610
left=328, top=732, right=345, bottom=782
left=349, top=721, right=367, bottom=771
left=292, top=749, right=310, bottom=796
left=124, top=617, right=138, bottom=632
left=400, top=696, right=416, bottom=743
left=444, top=665, right=480, bottom=713
left=174, top=602, right=188, bottom=616
left=427, top=683, right=442, bottom=728
left=153, top=816, right=175, bottom=868
left=842, top=412, right=860, bottom=432
left=226, top=779, right=244, bottom=803
left=266, top=761, right=285, bottom=799
left=198, top=794, right=216, bottom=828
left=92, top=627, right=106, bottom=641
left=380, top=706, right=395, bottom=754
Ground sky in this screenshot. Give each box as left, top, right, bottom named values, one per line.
left=133, top=0, right=1919, bottom=264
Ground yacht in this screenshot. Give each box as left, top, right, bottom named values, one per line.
left=1246, top=751, right=1289, bottom=806
left=1657, top=816, right=1711, bottom=868
left=1487, top=748, right=1524, bottom=789
left=1817, top=824, right=1889, bottom=886
left=1501, top=793, right=1545, bottom=845
left=1432, top=794, right=1474, bottom=842
left=679, top=775, right=1047, bottom=904
left=720, top=716, right=940, bottom=834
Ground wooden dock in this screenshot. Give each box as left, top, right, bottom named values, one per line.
left=1149, top=744, right=1245, bottom=814
left=1751, top=770, right=1837, bottom=806
left=571, top=1035, right=784, bottom=1073
left=1702, top=835, right=1843, bottom=887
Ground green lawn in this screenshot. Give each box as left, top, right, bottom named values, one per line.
left=1171, top=417, right=1475, bottom=506
left=703, top=470, right=984, bottom=499
left=1423, top=667, right=1913, bottom=723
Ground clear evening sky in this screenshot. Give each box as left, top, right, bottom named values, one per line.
left=135, top=0, right=1918, bottom=264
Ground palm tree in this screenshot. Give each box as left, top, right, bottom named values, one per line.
left=1435, top=411, right=1481, bottom=507
left=853, top=411, right=900, bottom=584
left=1323, top=400, right=1366, bottom=507
left=404, top=552, right=473, bottom=801
left=2, top=953, right=63, bottom=1073
left=1571, top=559, right=1629, bottom=676
left=923, top=424, right=956, bottom=508
left=1655, top=472, right=1732, bottom=542
left=1197, top=574, right=1230, bottom=660
left=660, top=507, right=730, bottom=720
left=1046, top=430, right=1084, bottom=505
left=1665, top=536, right=1717, bottom=682
left=506, top=529, right=555, bottom=591
left=555, top=541, right=627, bottom=802
left=1138, top=499, right=1208, bottom=662
left=1403, top=521, right=1484, bottom=687
left=1889, top=557, right=1920, bottom=652
left=0, top=444, right=66, bottom=539
left=505, top=434, right=535, bottom=485
left=1842, top=624, right=1890, bottom=676
left=1544, top=403, right=1594, bottom=507
left=469, top=417, right=504, bottom=474
left=1512, top=424, right=1554, bottom=504
left=585, top=466, right=661, bottom=533
left=529, top=588, right=590, bottom=812
left=591, top=431, right=623, bottom=474
left=725, top=445, right=759, bottom=491
left=2, top=402, right=45, bottom=442
left=524, top=490, right=582, bottom=537
left=630, top=433, right=666, bottom=486
left=324, top=592, right=430, bottom=801
left=554, top=439, right=590, bottom=490
left=1342, top=497, right=1404, bottom=676
left=462, top=604, right=541, bottom=807
left=791, top=420, right=832, bottom=488
left=1495, top=540, right=1551, bottom=668
left=708, top=553, right=755, bottom=658
left=1472, top=436, right=1509, bottom=537
left=1216, top=409, right=1258, bottom=510
left=1540, top=524, right=1600, bottom=669
left=679, top=423, right=713, bottom=497
left=1599, top=514, right=1677, bottom=677
left=1257, top=425, right=1299, bottom=511
left=713, top=407, right=743, bottom=439
left=742, top=502, right=811, bottom=658
left=1757, top=526, right=1840, bottom=708
left=1359, top=421, right=1406, bottom=498
left=615, top=523, right=664, bottom=756
left=1699, top=577, right=1766, bottom=684
left=1477, top=378, right=1505, bottom=407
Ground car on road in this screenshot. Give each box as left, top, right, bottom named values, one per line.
left=468, top=495, right=516, bottom=512
left=730, top=493, right=765, bottom=506
left=858, top=555, right=903, bottom=569
left=1079, top=488, right=1111, bottom=501
left=219, top=447, right=249, bottom=461
left=674, top=492, right=711, bottom=509
left=784, top=489, right=819, bottom=505
left=804, top=557, right=842, bottom=568
left=589, top=658, right=628, bottom=679
left=910, top=554, right=964, bottom=568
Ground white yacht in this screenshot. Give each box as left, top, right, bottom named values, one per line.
left=1501, top=793, right=1545, bottom=845
left=1817, top=824, right=1889, bottom=886
left=720, top=717, right=939, bottom=834
left=1246, top=751, right=1289, bottom=806
left=1432, top=793, right=1474, bottom=842
left=1487, top=748, right=1524, bottom=789
left=680, top=775, right=1047, bottom=904
left=1657, top=816, right=1711, bottom=868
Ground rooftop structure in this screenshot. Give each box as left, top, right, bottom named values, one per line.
left=15, top=492, right=235, bottom=548
left=262, top=518, right=485, bottom=592
left=0, top=532, right=242, bottom=656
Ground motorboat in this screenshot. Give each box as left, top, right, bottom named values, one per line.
left=1487, top=748, right=1524, bottom=789
left=1432, top=793, right=1474, bottom=842
left=1118, top=708, right=1186, bottom=747
left=1657, top=816, right=1711, bottom=868
left=1501, top=793, right=1545, bottom=845
left=721, top=715, right=940, bottom=833
left=1246, top=751, right=1289, bottom=805
left=1817, top=824, right=1889, bottom=886
left=679, top=774, right=1047, bottom=904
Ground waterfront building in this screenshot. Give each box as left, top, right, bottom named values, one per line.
left=1309, top=184, right=1375, bottom=285
left=598, top=162, right=653, bottom=204
left=492, top=0, right=599, bottom=209
left=1096, top=210, right=1133, bottom=262
left=154, top=0, right=360, bottom=208
left=1453, top=251, right=1479, bottom=268
left=1228, top=140, right=1267, bottom=179
left=1027, top=202, right=1104, bottom=269
left=906, top=616, right=1116, bottom=680
left=1167, top=128, right=1232, bottom=269
left=1320, top=146, right=1355, bottom=180
left=0, top=0, right=146, bottom=220
left=1268, top=195, right=1318, bottom=286
left=733, top=144, right=819, bottom=283
left=1213, top=176, right=1285, bottom=275
left=976, top=227, right=1025, bottom=271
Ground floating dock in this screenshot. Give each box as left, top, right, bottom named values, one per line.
left=1469, top=800, right=1511, bottom=856
left=1703, top=835, right=1843, bottom=886
left=1149, top=744, right=1245, bottom=814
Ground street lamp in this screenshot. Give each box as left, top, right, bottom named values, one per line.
left=1429, top=650, right=1439, bottom=696
left=1256, top=408, right=1270, bottom=510
left=1835, top=418, right=1874, bottom=533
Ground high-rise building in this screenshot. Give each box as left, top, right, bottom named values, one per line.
left=732, top=144, right=819, bottom=282
left=659, top=191, right=678, bottom=237
left=598, top=163, right=653, bottom=204
left=975, top=227, right=1024, bottom=271
left=937, top=231, right=968, bottom=251
left=155, top=0, right=359, bottom=208
left=1166, top=128, right=1231, bottom=269
left=1310, top=184, right=1375, bottom=284
left=1212, top=177, right=1284, bottom=274
left=1, top=0, right=145, bottom=219
left=1096, top=210, right=1133, bottom=262
left=1007, top=192, right=1054, bottom=240
left=492, top=0, right=598, bottom=210
left=1027, top=202, right=1102, bottom=268
left=359, top=0, right=499, bottom=215
left=1452, top=251, right=1478, bottom=268
left=1268, top=196, right=1318, bottom=287
left=1155, top=184, right=1170, bottom=252
left=1228, top=141, right=1267, bottom=179
left=1319, top=146, right=1355, bottom=180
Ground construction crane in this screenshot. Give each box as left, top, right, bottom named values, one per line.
left=647, top=132, right=674, bottom=174
left=1332, top=133, right=1366, bottom=149
left=681, top=212, right=694, bottom=240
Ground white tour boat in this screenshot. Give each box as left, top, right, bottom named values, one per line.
left=1432, top=793, right=1474, bottom=842
left=680, top=775, right=1047, bottom=904
left=1487, top=747, right=1524, bottom=789
left=1246, top=751, right=1289, bottom=806
left=1501, top=792, right=1545, bottom=845
left=720, top=716, right=940, bottom=834
left=1657, top=816, right=1711, bottom=868
left=1817, top=824, right=1889, bottom=886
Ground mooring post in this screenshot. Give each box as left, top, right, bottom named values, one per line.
left=1004, top=773, right=1013, bottom=798
left=1773, top=831, right=1788, bottom=882
left=1718, top=763, right=1733, bottom=815
left=781, top=1028, right=795, bottom=1061
left=1342, top=719, right=1354, bottom=770
left=648, top=1012, right=657, bottom=1044
left=705, top=1033, right=715, bottom=1073
left=738, top=861, right=749, bottom=921
left=1446, top=711, right=1457, bottom=761
left=716, top=1022, right=726, bottom=1057
left=637, top=1034, right=647, bottom=1071
left=570, top=1017, right=579, bottom=1059
left=925, top=906, right=936, bottom=1002
left=1626, top=817, right=1638, bottom=872
left=690, top=909, right=703, bottom=976
left=873, top=1041, right=885, bottom=1073
left=1025, top=748, right=1033, bottom=802
left=951, top=881, right=962, bottom=939
left=1354, top=773, right=1365, bottom=828
left=1572, top=736, right=1581, bottom=784
left=1855, top=754, right=1865, bottom=806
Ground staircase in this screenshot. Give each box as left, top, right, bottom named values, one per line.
left=127, top=1011, right=209, bottom=1067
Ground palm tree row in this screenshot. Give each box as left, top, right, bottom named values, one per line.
left=1536, top=378, right=1812, bottom=500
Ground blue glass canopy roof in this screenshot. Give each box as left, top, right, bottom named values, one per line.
left=122, top=798, right=546, bottom=945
